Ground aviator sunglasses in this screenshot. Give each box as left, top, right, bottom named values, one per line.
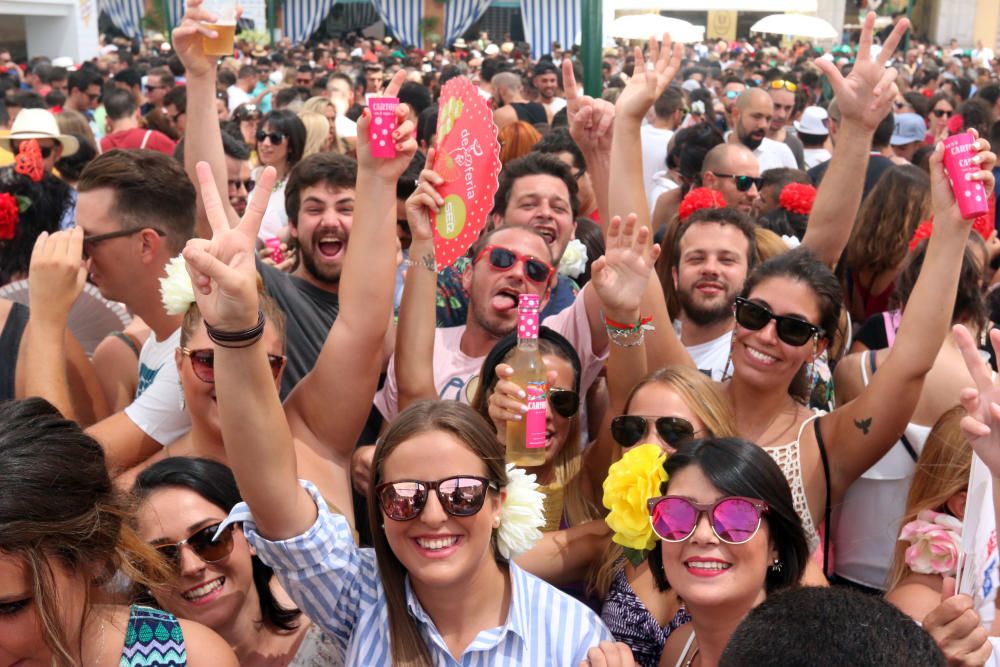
left=648, top=496, right=769, bottom=544
left=154, top=522, right=236, bottom=570
left=474, top=245, right=554, bottom=285
left=181, top=347, right=285, bottom=383
left=610, top=415, right=696, bottom=448
left=376, top=476, right=499, bottom=522
left=734, top=297, right=823, bottom=347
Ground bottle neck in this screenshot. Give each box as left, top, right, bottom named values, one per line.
left=516, top=308, right=540, bottom=350
left=517, top=336, right=539, bottom=350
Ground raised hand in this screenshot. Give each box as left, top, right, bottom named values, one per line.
left=814, top=12, right=908, bottom=131
left=28, top=227, right=87, bottom=325
left=590, top=214, right=660, bottom=318
left=563, top=58, right=616, bottom=155
left=921, top=576, right=991, bottom=667
left=614, top=34, right=682, bottom=122
left=955, top=325, right=1000, bottom=477
left=929, top=134, right=996, bottom=223
left=183, top=161, right=277, bottom=330
left=172, top=0, right=228, bottom=78
left=355, top=70, right=419, bottom=181
left=405, top=147, right=444, bottom=243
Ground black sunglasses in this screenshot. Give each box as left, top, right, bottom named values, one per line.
left=611, top=415, right=696, bottom=448
left=255, top=129, right=286, bottom=145
left=548, top=388, right=580, bottom=418
left=12, top=141, right=53, bottom=158
left=734, top=297, right=823, bottom=347
left=712, top=173, right=763, bottom=192
left=82, top=226, right=166, bottom=258
left=375, top=476, right=499, bottom=522
left=931, top=109, right=954, bottom=118
left=227, top=178, right=255, bottom=192
left=154, top=522, right=235, bottom=571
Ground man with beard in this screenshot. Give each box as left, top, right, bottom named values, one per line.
left=532, top=60, right=567, bottom=116
left=671, top=207, right=758, bottom=380
left=729, top=88, right=797, bottom=172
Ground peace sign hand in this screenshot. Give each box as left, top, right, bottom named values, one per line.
left=182, top=161, right=277, bottom=330
left=615, top=33, right=683, bottom=122
left=814, top=12, right=909, bottom=132
left=955, top=324, right=1000, bottom=477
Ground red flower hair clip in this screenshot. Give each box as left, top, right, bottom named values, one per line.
left=910, top=199, right=996, bottom=252
left=0, top=192, right=31, bottom=241
left=909, top=219, right=934, bottom=251
left=14, top=139, right=44, bottom=183
left=679, top=187, right=727, bottom=221
left=779, top=183, right=817, bottom=216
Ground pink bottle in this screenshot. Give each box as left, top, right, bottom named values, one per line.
left=368, top=97, right=399, bottom=158
left=264, top=237, right=284, bottom=264
left=942, top=132, right=989, bottom=219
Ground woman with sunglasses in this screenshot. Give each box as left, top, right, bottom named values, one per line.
left=649, top=438, right=809, bottom=667
left=134, top=457, right=341, bottom=665
left=927, top=93, right=956, bottom=144
left=649, top=136, right=994, bottom=574
left=0, top=398, right=237, bottom=666
left=250, top=109, right=306, bottom=241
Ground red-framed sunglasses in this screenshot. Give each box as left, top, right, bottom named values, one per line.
left=181, top=347, right=285, bottom=383
left=473, top=245, right=554, bottom=285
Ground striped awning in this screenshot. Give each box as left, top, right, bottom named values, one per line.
left=371, top=0, right=423, bottom=46
left=100, top=0, right=145, bottom=39
left=285, top=0, right=339, bottom=43
left=444, top=0, right=493, bottom=45
left=520, top=0, right=581, bottom=59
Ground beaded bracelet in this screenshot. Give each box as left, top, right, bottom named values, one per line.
left=206, top=310, right=265, bottom=349
left=607, top=327, right=645, bottom=348
left=604, top=313, right=655, bottom=334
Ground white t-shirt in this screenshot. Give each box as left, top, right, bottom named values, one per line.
left=250, top=167, right=288, bottom=241
left=124, top=328, right=192, bottom=445
left=335, top=114, right=357, bottom=139
left=375, top=292, right=606, bottom=422
left=544, top=97, right=567, bottom=116
left=802, top=147, right=832, bottom=170
left=647, top=169, right=680, bottom=215
left=677, top=322, right=732, bottom=382
left=754, top=136, right=798, bottom=172
left=227, top=85, right=252, bottom=112
left=640, top=125, right=674, bottom=197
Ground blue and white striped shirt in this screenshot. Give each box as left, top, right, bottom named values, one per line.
left=224, top=482, right=612, bottom=666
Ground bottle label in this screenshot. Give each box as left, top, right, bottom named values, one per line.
left=525, top=381, right=547, bottom=449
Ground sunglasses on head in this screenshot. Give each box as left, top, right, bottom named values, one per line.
left=932, top=108, right=954, bottom=118
left=611, top=415, right=695, bottom=448
left=768, top=79, right=797, bottom=92
left=182, top=347, right=285, bottom=383
left=734, top=297, right=823, bottom=347
left=648, top=496, right=769, bottom=544
left=13, top=141, right=54, bottom=158
left=474, top=245, right=554, bottom=285
left=712, top=173, right=763, bottom=192
left=376, top=476, right=499, bottom=522
left=227, top=178, right=255, bottom=192
left=154, top=522, right=235, bottom=570
left=255, top=129, right=286, bottom=145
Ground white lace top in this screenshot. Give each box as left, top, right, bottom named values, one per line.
left=763, top=413, right=824, bottom=553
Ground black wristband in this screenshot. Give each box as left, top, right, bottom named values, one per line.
left=206, top=310, right=265, bottom=348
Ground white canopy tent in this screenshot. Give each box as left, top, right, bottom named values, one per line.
left=608, top=14, right=704, bottom=42
left=750, top=13, right=838, bottom=39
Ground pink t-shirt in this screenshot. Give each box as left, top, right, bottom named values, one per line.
left=374, top=293, right=605, bottom=422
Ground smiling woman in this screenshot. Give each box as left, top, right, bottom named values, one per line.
left=0, top=398, right=237, bottom=666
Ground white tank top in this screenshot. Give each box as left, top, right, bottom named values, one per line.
left=832, top=352, right=930, bottom=589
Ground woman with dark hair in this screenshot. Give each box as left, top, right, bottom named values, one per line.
left=650, top=123, right=725, bottom=226
left=0, top=398, right=235, bottom=666
left=250, top=109, right=306, bottom=241
left=644, top=437, right=809, bottom=666
left=134, top=457, right=340, bottom=665
left=0, top=166, right=72, bottom=285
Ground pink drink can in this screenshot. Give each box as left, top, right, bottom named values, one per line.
left=942, top=132, right=989, bottom=219
left=368, top=97, right=399, bottom=158
left=264, top=237, right=284, bottom=264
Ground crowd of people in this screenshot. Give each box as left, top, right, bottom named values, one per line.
left=8, top=3, right=1000, bottom=665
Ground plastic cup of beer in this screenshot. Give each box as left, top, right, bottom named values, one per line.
left=201, top=0, right=236, bottom=57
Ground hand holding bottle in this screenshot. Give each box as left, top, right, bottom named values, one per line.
left=488, top=362, right=560, bottom=439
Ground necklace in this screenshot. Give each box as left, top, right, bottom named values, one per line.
left=272, top=176, right=286, bottom=193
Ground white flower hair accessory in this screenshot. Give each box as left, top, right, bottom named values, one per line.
left=160, top=254, right=196, bottom=316
left=691, top=100, right=706, bottom=115
left=781, top=234, right=801, bottom=250
left=558, top=238, right=588, bottom=279
left=496, top=463, right=546, bottom=559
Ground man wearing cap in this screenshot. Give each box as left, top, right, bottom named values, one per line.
left=890, top=112, right=926, bottom=163
left=795, top=106, right=832, bottom=169
left=532, top=61, right=566, bottom=115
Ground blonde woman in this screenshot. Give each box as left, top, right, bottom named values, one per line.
left=303, top=96, right=344, bottom=154
left=885, top=407, right=978, bottom=624
left=298, top=110, right=330, bottom=158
